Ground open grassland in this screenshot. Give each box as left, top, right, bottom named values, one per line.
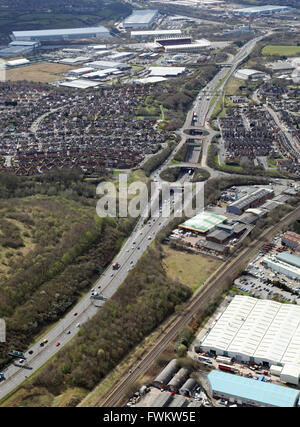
left=262, top=45, right=300, bottom=56
left=7, top=62, right=74, bottom=83
left=162, top=246, right=222, bottom=292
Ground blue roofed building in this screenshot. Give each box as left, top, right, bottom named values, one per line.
left=208, top=370, right=300, bottom=407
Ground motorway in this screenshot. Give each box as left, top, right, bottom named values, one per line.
left=0, top=33, right=272, bottom=401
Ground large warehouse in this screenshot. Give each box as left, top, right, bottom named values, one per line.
left=262, top=252, right=300, bottom=280
left=200, top=295, right=300, bottom=372
left=11, top=26, right=111, bottom=42
left=208, top=370, right=300, bottom=407
left=164, top=40, right=211, bottom=53
left=179, top=212, right=227, bottom=234
left=122, top=9, right=159, bottom=29
left=226, top=188, right=274, bottom=215
left=231, top=5, right=292, bottom=16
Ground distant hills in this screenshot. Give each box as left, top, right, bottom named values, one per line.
left=0, top=0, right=132, bottom=42
left=237, top=0, right=299, bottom=9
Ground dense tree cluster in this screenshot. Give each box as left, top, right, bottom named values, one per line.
left=26, top=245, right=192, bottom=395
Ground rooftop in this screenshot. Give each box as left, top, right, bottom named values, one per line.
left=201, top=295, right=300, bottom=367
left=12, top=26, right=110, bottom=38
left=148, top=66, right=186, bottom=76
left=123, top=9, right=158, bottom=25
left=179, top=212, right=227, bottom=233
left=232, top=5, right=291, bottom=13
left=276, top=252, right=300, bottom=269
left=237, top=68, right=265, bottom=76
left=228, top=188, right=273, bottom=210
left=208, top=370, right=299, bottom=407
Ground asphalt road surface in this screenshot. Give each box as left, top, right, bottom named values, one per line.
left=0, top=32, right=273, bottom=401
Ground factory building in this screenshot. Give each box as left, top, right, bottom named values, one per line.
left=0, top=46, right=34, bottom=57
left=87, top=60, right=130, bottom=70
left=148, top=66, right=186, bottom=77
left=0, top=40, right=41, bottom=57
left=231, top=5, right=292, bottom=16
left=12, top=26, right=111, bottom=42
left=155, top=36, right=192, bottom=47
left=282, top=231, right=300, bottom=252
left=200, top=295, right=300, bottom=372
left=226, top=188, right=274, bottom=215
left=5, top=58, right=30, bottom=67
left=262, top=252, right=300, bottom=280
left=208, top=370, right=300, bottom=407
left=179, top=212, right=227, bottom=234
left=122, top=9, right=159, bottom=29
left=108, top=52, right=135, bottom=61
left=235, top=68, right=266, bottom=81
left=164, top=40, right=211, bottom=53
left=131, top=29, right=181, bottom=39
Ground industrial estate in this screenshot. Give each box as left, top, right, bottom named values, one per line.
left=0, top=0, right=299, bottom=412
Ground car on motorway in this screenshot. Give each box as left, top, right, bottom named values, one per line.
left=148, top=236, right=151, bottom=240
left=130, top=260, right=134, bottom=265
left=111, top=273, right=114, bottom=277
left=28, top=350, right=33, bottom=355
left=73, top=312, right=78, bottom=316
left=98, top=285, right=101, bottom=289
left=19, top=359, right=24, bottom=364
left=76, top=323, right=80, bottom=328
left=56, top=342, right=60, bottom=347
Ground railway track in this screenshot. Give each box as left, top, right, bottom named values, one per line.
left=99, top=205, right=300, bottom=407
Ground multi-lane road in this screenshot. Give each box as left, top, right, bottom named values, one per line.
left=0, top=33, right=272, bottom=401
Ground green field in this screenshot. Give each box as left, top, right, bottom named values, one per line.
left=163, top=246, right=222, bottom=292
left=262, top=45, right=300, bottom=56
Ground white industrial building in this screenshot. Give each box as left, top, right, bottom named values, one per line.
left=122, top=9, right=159, bottom=29
left=131, top=29, right=182, bottom=39
left=67, top=67, right=95, bottom=76
left=164, top=39, right=211, bottom=53
left=148, top=66, right=186, bottom=77
left=12, top=26, right=111, bottom=41
left=200, top=295, right=300, bottom=384
left=262, top=252, right=300, bottom=280
left=59, top=79, right=101, bottom=89
left=135, top=76, right=167, bottom=84
left=87, top=60, right=130, bottom=70
left=108, top=52, right=135, bottom=61
left=235, top=68, right=266, bottom=81
left=59, top=57, right=91, bottom=65
left=231, top=5, right=292, bottom=16
left=5, top=58, right=30, bottom=67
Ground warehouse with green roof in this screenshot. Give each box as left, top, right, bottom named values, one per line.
left=179, top=212, right=227, bottom=234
